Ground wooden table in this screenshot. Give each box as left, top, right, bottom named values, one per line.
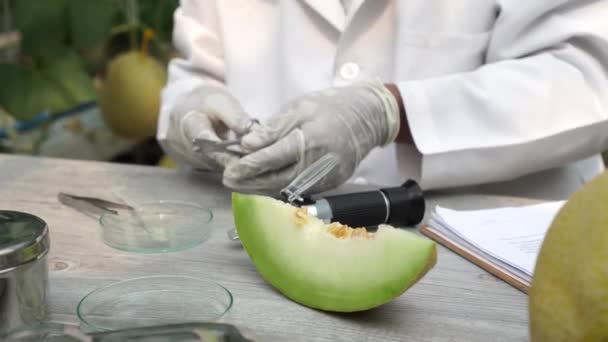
left=0, top=154, right=533, bottom=341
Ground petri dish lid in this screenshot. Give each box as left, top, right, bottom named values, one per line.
left=99, top=201, right=213, bottom=253
left=0, top=211, right=49, bottom=272
left=77, top=276, right=233, bottom=332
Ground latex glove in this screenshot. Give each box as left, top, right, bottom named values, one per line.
left=223, top=81, right=401, bottom=193
left=165, top=85, right=255, bottom=171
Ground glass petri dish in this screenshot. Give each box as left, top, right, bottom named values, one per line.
left=99, top=201, right=213, bottom=253
left=76, top=276, right=233, bottom=332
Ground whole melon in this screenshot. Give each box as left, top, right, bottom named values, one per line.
left=529, top=171, right=608, bottom=341
left=99, top=51, right=167, bottom=140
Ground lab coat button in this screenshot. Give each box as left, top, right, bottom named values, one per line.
left=339, top=62, right=360, bottom=80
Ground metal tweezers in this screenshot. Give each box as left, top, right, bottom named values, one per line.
left=57, top=192, right=134, bottom=217
left=193, top=138, right=247, bottom=156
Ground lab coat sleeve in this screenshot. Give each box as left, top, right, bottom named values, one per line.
left=397, top=0, right=608, bottom=190
left=156, top=0, right=226, bottom=149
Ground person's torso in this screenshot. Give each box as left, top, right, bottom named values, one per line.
left=218, top=0, right=497, bottom=115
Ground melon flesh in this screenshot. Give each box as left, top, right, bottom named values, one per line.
left=232, top=192, right=437, bottom=312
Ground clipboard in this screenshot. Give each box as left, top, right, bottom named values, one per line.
left=420, top=224, right=530, bottom=294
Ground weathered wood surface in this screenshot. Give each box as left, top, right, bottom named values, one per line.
left=0, top=154, right=535, bottom=341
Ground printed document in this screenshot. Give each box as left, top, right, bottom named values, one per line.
left=425, top=201, right=565, bottom=286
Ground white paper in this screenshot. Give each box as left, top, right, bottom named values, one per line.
left=427, top=217, right=533, bottom=284
left=433, top=201, right=565, bottom=276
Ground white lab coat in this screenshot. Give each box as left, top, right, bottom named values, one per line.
left=157, top=0, right=608, bottom=200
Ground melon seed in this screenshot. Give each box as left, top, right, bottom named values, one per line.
left=294, top=208, right=309, bottom=227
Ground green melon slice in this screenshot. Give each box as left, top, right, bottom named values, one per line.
left=232, top=192, right=437, bottom=312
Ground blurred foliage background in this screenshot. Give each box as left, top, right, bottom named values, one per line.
left=0, top=0, right=178, bottom=167
left=1, top=1, right=606, bottom=168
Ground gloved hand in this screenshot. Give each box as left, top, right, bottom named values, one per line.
left=165, top=85, right=255, bottom=171
left=223, top=80, right=401, bottom=193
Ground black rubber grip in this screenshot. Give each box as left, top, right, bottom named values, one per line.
left=322, top=180, right=425, bottom=228
left=382, top=179, right=425, bottom=226
left=324, top=191, right=388, bottom=228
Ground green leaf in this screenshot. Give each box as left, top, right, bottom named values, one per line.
left=40, top=50, right=97, bottom=106
left=15, top=0, right=70, bottom=59
left=68, top=0, right=119, bottom=50
left=0, top=64, right=71, bottom=121
left=0, top=64, right=28, bottom=118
